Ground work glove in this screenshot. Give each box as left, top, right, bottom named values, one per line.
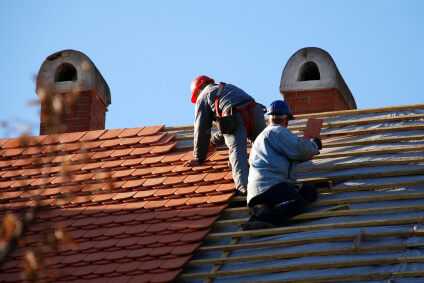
left=313, top=137, right=322, bottom=150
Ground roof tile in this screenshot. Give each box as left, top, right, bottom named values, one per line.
left=144, top=199, right=170, bottom=210
left=183, top=173, right=208, bottom=184
left=150, top=268, right=183, bottom=283
left=150, top=141, right=178, bottom=155
left=142, top=176, right=167, bottom=188
left=80, top=130, right=106, bottom=141
left=207, top=192, right=235, bottom=204
left=171, top=242, right=201, bottom=256
left=180, top=229, right=210, bottom=242
left=160, top=152, right=187, bottom=164
left=139, top=259, right=165, bottom=271
left=93, top=263, right=121, bottom=275
left=99, top=129, right=125, bottom=140
left=116, top=261, right=143, bottom=273
left=186, top=195, right=211, bottom=206
left=127, top=247, right=152, bottom=259
left=138, top=126, right=165, bottom=136
left=118, top=127, right=145, bottom=138
left=130, top=146, right=154, bottom=157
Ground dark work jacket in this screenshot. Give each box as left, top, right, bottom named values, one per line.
left=193, top=84, right=254, bottom=161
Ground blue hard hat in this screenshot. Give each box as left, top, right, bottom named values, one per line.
left=267, top=100, right=294, bottom=120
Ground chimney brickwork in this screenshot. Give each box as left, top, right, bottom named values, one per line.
left=36, top=50, right=111, bottom=135
left=280, top=47, right=356, bottom=115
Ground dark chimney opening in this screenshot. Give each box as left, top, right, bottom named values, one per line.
left=297, top=61, right=320, bottom=81
left=54, top=63, right=77, bottom=82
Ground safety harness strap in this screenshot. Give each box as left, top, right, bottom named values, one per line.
left=214, top=83, right=226, bottom=118
left=235, top=101, right=258, bottom=138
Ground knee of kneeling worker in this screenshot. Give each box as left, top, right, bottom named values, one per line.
left=292, top=197, right=307, bottom=214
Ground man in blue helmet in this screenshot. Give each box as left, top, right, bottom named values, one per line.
left=242, top=100, right=322, bottom=231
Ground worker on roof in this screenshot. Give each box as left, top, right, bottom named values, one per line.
left=183, top=75, right=267, bottom=196
left=242, top=100, right=322, bottom=231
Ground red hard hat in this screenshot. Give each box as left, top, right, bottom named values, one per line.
left=190, top=75, right=214, bottom=103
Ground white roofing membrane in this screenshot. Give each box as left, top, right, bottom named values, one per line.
left=178, top=109, right=424, bottom=282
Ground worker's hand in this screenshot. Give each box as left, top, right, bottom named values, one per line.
left=312, top=137, right=322, bottom=150
left=183, top=159, right=201, bottom=167
left=208, top=143, right=217, bottom=152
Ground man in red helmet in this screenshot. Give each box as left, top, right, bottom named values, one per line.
left=183, top=75, right=267, bottom=196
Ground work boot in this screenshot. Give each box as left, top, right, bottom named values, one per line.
left=242, top=221, right=275, bottom=231
left=237, top=187, right=247, bottom=196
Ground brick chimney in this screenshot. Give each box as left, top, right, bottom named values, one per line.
left=280, top=47, right=356, bottom=115
left=36, top=50, right=111, bottom=135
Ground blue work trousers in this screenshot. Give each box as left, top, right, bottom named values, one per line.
left=248, top=182, right=318, bottom=226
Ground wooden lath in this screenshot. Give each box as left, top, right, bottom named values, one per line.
left=294, top=103, right=424, bottom=120
left=290, top=112, right=424, bottom=132
left=213, top=203, right=424, bottom=227
left=204, top=216, right=424, bottom=240
left=196, top=230, right=424, bottom=254
left=177, top=255, right=424, bottom=280
left=164, top=103, right=424, bottom=133
left=258, top=270, right=424, bottom=283
left=323, top=134, right=424, bottom=148
left=300, top=156, right=424, bottom=173
left=187, top=241, right=424, bottom=266
left=223, top=189, right=424, bottom=215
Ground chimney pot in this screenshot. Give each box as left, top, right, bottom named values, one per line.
left=280, top=47, right=356, bottom=115
left=36, top=50, right=111, bottom=135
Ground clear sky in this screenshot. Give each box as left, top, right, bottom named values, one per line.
left=0, top=0, right=423, bottom=138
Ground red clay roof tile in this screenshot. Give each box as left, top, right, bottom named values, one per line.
left=138, top=125, right=165, bottom=136
left=142, top=155, right=165, bottom=165
left=118, top=127, right=145, bottom=138
left=189, top=216, right=220, bottom=230
left=138, top=132, right=167, bottom=145
left=130, top=146, right=154, bottom=156
left=116, top=260, right=143, bottom=273
left=139, top=259, right=165, bottom=271
left=144, top=199, right=170, bottom=210
left=121, top=157, right=145, bottom=167
left=142, top=176, right=167, bottom=188
left=79, top=130, right=106, bottom=141
left=120, top=136, right=144, bottom=146
left=99, top=129, right=125, bottom=140
left=111, top=148, right=135, bottom=158
left=93, top=263, right=121, bottom=275
left=208, top=191, right=235, bottom=204
left=150, top=269, right=183, bottom=283
left=183, top=173, right=208, bottom=184
left=171, top=242, right=201, bottom=256
left=150, top=141, right=178, bottom=154
left=2, top=148, right=25, bottom=157
left=160, top=152, right=187, bottom=164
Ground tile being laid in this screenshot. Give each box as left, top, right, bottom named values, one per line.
left=137, top=125, right=165, bottom=137
left=151, top=133, right=177, bottom=146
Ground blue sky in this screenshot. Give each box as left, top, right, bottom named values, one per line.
left=1, top=1, right=423, bottom=138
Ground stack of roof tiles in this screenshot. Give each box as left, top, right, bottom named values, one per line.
left=0, top=125, right=235, bottom=282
